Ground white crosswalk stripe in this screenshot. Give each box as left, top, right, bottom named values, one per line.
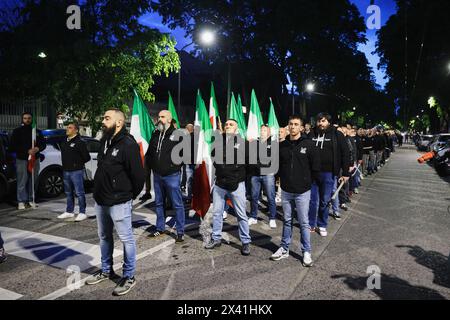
left=0, top=288, right=23, bottom=300
left=0, top=226, right=123, bottom=272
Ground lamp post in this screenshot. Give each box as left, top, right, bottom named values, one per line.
left=177, top=29, right=215, bottom=112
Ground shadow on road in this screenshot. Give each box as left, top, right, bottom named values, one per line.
left=331, top=273, right=446, bottom=300
left=396, top=245, right=450, bottom=289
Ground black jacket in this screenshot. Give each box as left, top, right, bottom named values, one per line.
left=146, top=125, right=182, bottom=177
left=312, top=127, right=351, bottom=177
left=10, top=125, right=46, bottom=161
left=279, top=136, right=321, bottom=194
left=248, top=138, right=276, bottom=176
left=213, top=134, right=248, bottom=191
left=362, top=136, right=374, bottom=154
left=94, top=128, right=145, bottom=206
left=355, top=136, right=364, bottom=161
left=374, top=134, right=386, bottom=152
left=60, top=135, right=91, bottom=172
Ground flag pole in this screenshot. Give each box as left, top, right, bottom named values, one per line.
left=31, top=138, right=35, bottom=207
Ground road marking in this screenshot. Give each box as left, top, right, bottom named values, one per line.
left=0, top=288, right=23, bottom=300
left=0, top=226, right=123, bottom=272
left=39, top=237, right=175, bottom=300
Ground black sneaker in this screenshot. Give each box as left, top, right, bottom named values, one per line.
left=241, top=243, right=250, bottom=256
left=112, top=277, right=136, bottom=296
left=175, top=234, right=185, bottom=243
left=205, top=238, right=222, bottom=249
left=139, top=193, right=152, bottom=202
left=148, top=230, right=168, bottom=238
left=0, top=248, right=7, bottom=263
left=332, top=212, right=342, bottom=221
left=86, top=270, right=115, bottom=285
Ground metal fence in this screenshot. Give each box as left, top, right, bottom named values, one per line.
left=0, top=97, right=48, bottom=133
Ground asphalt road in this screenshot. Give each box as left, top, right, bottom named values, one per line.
left=0, top=146, right=449, bottom=300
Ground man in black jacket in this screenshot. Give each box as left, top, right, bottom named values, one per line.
left=86, top=109, right=144, bottom=297
left=57, top=122, right=91, bottom=222
left=9, top=112, right=46, bottom=210
left=308, top=113, right=350, bottom=237
left=270, top=115, right=320, bottom=267
left=205, top=119, right=252, bottom=256
left=248, top=125, right=277, bottom=229
left=145, top=110, right=185, bottom=242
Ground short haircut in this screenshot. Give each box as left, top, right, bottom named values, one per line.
left=106, top=108, right=126, bottom=120
left=22, top=112, right=33, bottom=118
left=316, top=112, right=332, bottom=122
left=67, top=121, right=79, bottom=130
left=289, top=115, right=303, bottom=124
left=226, top=119, right=238, bottom=125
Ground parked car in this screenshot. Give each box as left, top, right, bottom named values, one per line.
left=0, top=132, right=16, bottom=202
left=434, top=142, right=450, bottom=176
left=417, top=135, right=434, bottom=151
left=38, top=130, right=101, bottom=198
left=428, top=133, right=450, bottom=153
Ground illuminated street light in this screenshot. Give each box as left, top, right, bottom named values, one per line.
left=199, top=29, right=215, bottom=46
left=306, top=83, right=315, bottom=92
left=38, top=52, right=47, bottom=58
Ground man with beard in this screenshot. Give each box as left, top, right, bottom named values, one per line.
left=145, top=110, right=185, bottom=242
left=205, top=119, right=252, bottom=256
left=9, top=112, right=46, bottom=210
left=86, top=109, right=144, bottom=296
left=309, top=113, right=350, bottom=237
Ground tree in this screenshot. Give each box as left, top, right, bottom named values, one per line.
left=0, top=0, right=180, bottom=131
left=151, top=0, right=380, bottom=124
left=376, top=0, right=450, bottom=133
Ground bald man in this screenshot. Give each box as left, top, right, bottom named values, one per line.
left=88, top=108, right=145, bottom=296
left=145, top=110, right=185, bottom=242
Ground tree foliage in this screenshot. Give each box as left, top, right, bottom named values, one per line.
left=0, top=0, right=180, bottom=129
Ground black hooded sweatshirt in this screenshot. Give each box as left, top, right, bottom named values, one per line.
left=279, top=136, right=321, bottom=194
left=94, top=127, right=145, bottom=206
left=312, top=126, right=350, bottom=177
left=10, top=124, right=46, bottom=161
left=60, top=135, right=91, bottom=172
left=145, top=125, right=183, bottom=177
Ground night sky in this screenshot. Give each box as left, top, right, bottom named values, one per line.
left=139, top=0, right=399, bottom=89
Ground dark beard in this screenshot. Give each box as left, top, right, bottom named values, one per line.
left=102, top=124, right=116, bottom=141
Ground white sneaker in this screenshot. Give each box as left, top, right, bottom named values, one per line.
left=275, top=196, right=282, bottom=204
left=270, top=247, right=289, bottom=261
left=57, top=212, right=75, bottom=219
left=28, top=202, right=38, bottom=209
left=319, top=227, right=328, bottom=237
left=248, top=217, right=258, bottom=225
left=17, top=202, right=26, bottom=210
left=75, top=214, right=87, bottom=222
left=223, top=211, right=228, bottom=220
left=269, top=219, right=277, bottom=229
left=302, top=252, right=313, bottom=267
left=354, top=188, right=359, bottom=194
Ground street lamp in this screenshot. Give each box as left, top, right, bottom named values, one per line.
left=306, top=83, right=315, bottom=93
left=38, top=52, right=47, bottom=58
left=177, top=29, right=216, bottom=111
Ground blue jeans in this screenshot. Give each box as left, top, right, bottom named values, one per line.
left=63, top=170, right=86, bottom=214
left=250, top=175, right=277, bottom=220
left=280, top=190, right=312, bottom=254
left=154, top=172, right=185, bottom=236
left=95, top=200, right=136, bottom=278
left=16, top=159, right=39, bottom=203
left=212, top=182, right=251, bottom=244
left=0, top=231, right=4, bottom=248
left=331, top=177, right=340, bottom=213
left=308, top=172, right=335, bottom=229
left=185, top=165, right=195, bottom=200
